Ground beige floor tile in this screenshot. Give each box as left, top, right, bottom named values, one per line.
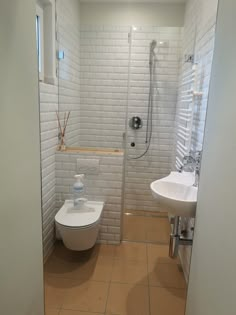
left=146, top=230, right=169, bottom=243
left=44, top=276, right=76, bottom=309
left=88, top=243, right=116, bottom=259
left=150, top=287, right=187, bottom=315
left=106, top=283, right=149, bottom=315
left=144, top=216, right=170, bottom=230
left=145, top=217, right=171, bottom=243
left=45, top=243, right=114, bottom=282
left=46, top=242, right=115, bottom=264
left=44, top=255, right=80, bottom=279
left=62, top=280, right=109, bottom=313
left=148, top=263, right=186, bottom=289
left=112, top=259, right=148, bottom=285
left=60, top=310, right=101, bottom=315
left=147, top=243, right=180, bottom=265
left=72, top=256, right=114, bottom=282
left=125, top=210, right=168, bottom=217
left=45, top=308, right=60, bottom=315
left=44, top=242, right=91, bottom=279
left=123, top=215, right=170, bottom=243
left=115, top=242, right=147, bottom=262
left=47, top=242, right=87, bottom=262
left=123, top=216, right=147, bottom=242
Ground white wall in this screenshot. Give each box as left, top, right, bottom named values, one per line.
left=175, top=0, right=218, bottom=169
left=57, top=0, right=81, bottom=146
left=79, top=24, right=183, bottom=212
left=40, top=82, right=58, bottom=260
left=79, top=25, right=129, bottom=149
left=79, top=3, right=184, bottom=213
left=80, top=3, right=185, bottom=26
left=174, top=0, right=218, bottom=281
left=186, top=1, right=236, bottom=314
left=125, top=26, right=183, bottom=212
left=61, top=23, right=182, bottom=245
left=40, top=0, right=81, bottom=260
left=0, top=1, right=44, bottom=314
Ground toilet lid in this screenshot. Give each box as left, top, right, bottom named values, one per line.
left=55, top=200, right=104, bottom=228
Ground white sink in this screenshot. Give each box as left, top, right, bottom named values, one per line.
left=150, top=172, right=198, bottom=218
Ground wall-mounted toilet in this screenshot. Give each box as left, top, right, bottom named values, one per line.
left=55, top=200, right=104, bottom=251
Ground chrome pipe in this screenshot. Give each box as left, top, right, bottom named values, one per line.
left=169, top=216, right=180, bottom=258
left=169, top=216, right=193, bottom=258
left=169, top=235, right=179, bottom=258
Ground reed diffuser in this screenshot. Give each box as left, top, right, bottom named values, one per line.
left=56, top=111, right=71, bottom=151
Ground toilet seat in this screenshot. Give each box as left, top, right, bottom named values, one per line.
left=55, top=200, right=104, bottom=229
left=55, top=200, right=104, bottom=251
left=57, top=222, right=98, bottom=229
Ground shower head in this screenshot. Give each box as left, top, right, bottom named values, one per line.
left=150, top=40, right=157, bottom=52
left=149, top=40, right=157, bottom=65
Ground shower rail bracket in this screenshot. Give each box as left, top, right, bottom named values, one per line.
left=184, top=54, right=195, bottom=63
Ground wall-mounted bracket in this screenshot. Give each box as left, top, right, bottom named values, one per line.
left=184, top=54, right=195, bottom=63
left=169, top=216, right=194, bottom=258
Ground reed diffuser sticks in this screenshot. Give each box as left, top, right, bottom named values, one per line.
left=56, top=111, right=71, bottom=151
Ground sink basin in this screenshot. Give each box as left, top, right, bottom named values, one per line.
left=150, top=172, right=198, bottom=218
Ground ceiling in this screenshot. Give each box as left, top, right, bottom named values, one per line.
left=80, top=0, right=186, bottom=3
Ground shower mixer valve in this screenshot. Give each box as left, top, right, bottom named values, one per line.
left=129, top=116, right=143, bottom=130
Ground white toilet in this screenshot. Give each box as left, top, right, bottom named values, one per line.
left=55, top=200, right=104, bottom=251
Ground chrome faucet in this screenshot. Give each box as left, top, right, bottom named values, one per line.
left=180, top=155, right=196, bottom=172
left=179, top=150, right=202, bottom=187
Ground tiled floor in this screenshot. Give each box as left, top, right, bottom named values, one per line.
left=44, top=241, right=187, bottom=315
left=123, top=212, right=171, bottom=243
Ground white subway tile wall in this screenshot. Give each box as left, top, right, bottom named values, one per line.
left=55, top=151, right=124, bottom=244
left=175, top=0, right=218, bottom=282
left=40, top=82, right=58, bottom=260
left=191, top=19, right=217, bottom=151
left=125, top=26, right=183, bottom=212
left=79, top=25, right=130, bottom=149
left=40, top=0, right=81, bottom=259
left=79, top=25, right=183, bottom=212
left=57, top=0, right=80, bottom=146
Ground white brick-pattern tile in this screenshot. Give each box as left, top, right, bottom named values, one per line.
left=40, top=82, right=58, bottom=260
left=79, top=25, right=130, bottom=149
left=79, top=25, right=182, bottom=213
left=40, top=0, right=81, bottom=260
left=174, top=0, right=218, bottom=282
left=125, top=26, right=183, bottom=212
left=57, top=0, right=80, bottom=147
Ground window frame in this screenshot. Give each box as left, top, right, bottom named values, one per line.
left=36, top=0, right=56, bottom=85
left=36, top=4, right=44, bottom=82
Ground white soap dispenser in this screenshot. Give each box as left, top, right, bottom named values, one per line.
left=73, top=174, right=86, bottom=207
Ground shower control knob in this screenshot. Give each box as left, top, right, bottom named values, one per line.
left=129, top=116, right=143, bottom=130
left=131, top=142, right=135, bottom=147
